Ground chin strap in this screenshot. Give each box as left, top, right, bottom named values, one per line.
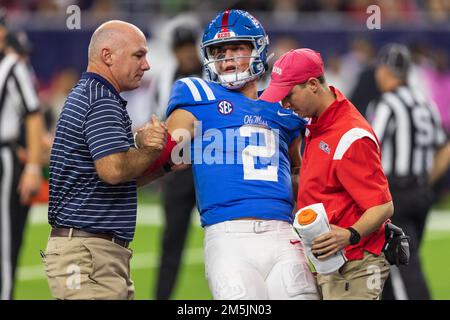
left=219, top=71, right=257, bottom=89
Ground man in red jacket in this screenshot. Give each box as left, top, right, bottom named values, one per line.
left=261, top=48, right=394, bottom=300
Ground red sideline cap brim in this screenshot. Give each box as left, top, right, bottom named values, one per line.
left=260, top=84, right=293, bottom=103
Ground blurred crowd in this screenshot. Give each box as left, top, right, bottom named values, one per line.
left=0, top=0, right=449, bottom=24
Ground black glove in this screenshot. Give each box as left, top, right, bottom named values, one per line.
left=383, top=223, right=410, bottom=266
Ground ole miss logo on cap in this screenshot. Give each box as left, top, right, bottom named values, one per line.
left=272, top=66, right=282, bottom=75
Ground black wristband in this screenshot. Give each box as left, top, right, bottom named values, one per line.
left=347, top=227, right=361, bottom=245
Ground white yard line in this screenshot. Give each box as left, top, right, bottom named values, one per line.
left=28, top=205, right=450, bottom=229
left=28, top=204, right=200, bottom=226
left=425, top=210, right=450, bottom=232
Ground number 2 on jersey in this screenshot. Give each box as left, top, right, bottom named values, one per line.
left=239, top=126, right=278, bottom=182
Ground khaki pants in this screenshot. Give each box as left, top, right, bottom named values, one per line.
left=316, top=251, right=390, bottom=300
left=42, top=236, right=134, bottom=300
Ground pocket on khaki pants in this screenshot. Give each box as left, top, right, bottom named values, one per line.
left=42, top=238, right=95, bottom=300
left=81, top=239, right=134, bottom=300
left=317, top=252, right=390, bottom=300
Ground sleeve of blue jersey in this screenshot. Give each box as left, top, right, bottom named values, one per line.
left=165, top=78, right=216, bottom=118
left=288, top=116, right=307, bottom=144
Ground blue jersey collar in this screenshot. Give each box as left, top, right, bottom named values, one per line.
left=81, top=72, right=127, bottom=106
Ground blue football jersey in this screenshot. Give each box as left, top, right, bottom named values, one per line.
left=166, top=77, right=306, bottom=227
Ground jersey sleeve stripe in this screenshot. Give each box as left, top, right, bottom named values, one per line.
left=333, top=128, right=379, bottom=160
left=195, top=78, right=216, bottom=101
left=179, top=78, right=202, bottom=101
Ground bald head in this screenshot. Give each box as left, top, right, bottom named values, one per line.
left=86, top=20, right=150, bottom=92
left=88, top=20, right=145, bottom=63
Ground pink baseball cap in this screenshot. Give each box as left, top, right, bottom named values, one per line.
left=260, top=48, right=324, bottom=103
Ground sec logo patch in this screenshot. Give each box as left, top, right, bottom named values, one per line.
left=217, top=100, right=233, bottom=115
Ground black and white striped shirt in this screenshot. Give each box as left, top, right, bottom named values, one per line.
left=0, top=52, right=40, bottom=143
left=48, top=72, right=137, bottom=242
left=369, top=85, right=447, bottom=182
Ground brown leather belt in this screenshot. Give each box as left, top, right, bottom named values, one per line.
left=50, top=227, right=129, bottom=248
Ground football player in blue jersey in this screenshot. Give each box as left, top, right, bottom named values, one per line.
left=137, top=10, right=319, bottom=300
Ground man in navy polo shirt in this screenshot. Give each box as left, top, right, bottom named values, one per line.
left=43, top=20, right=167, bottom=300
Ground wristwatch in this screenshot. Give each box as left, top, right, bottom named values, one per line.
left=347, top=227, right=361, bottom=245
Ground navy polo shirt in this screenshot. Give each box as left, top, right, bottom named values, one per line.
left=48, top=72, right=137, bottom=241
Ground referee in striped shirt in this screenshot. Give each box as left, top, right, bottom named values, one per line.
left=368, top=44, right=449, bottom=300
left=43, top=20, right=167, bottom=300
left=0, top=20, right=45, bottom=299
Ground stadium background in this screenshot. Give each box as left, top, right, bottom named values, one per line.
left=3, top=0, right=449, bottom=299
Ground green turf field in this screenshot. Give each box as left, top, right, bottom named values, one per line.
left=14, top=194, right=450, bottom=300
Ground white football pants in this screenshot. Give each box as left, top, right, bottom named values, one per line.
left=204, top=220, right=319, bottom=300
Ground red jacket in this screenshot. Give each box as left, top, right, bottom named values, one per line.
left=297, top=86, right=392, bottom=261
